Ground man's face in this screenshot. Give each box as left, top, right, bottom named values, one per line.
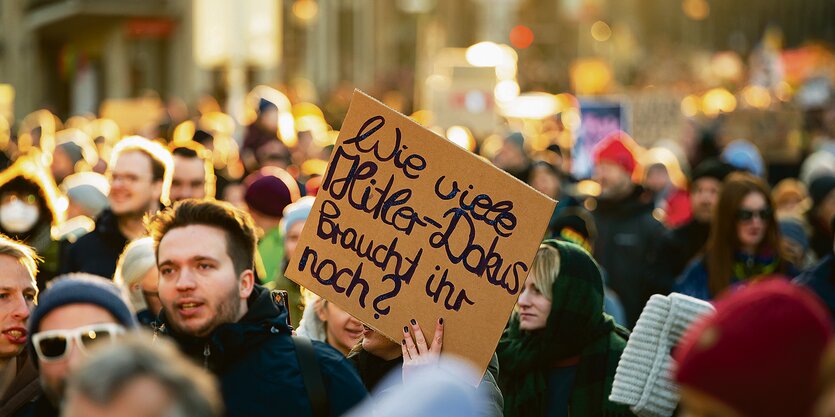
left=36, top=304, right=119, bottom=405
left=170, top=155, right=206, bottom=201
left=691, top=178, right=721, bottom=223
left=0, top=255, right=36, bottom=359
left=63, top=376, right=173, bottom=417
left=594, top=162, right=633, bottom=200
left=109, top=151, right=161, bottom=217
left=157, top=225, right=254, bottom=338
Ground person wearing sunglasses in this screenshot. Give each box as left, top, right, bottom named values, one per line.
left=0, top=235, right=40, bottom=417
left=25, top=274, right=138, bottom=417
left=674, top=172, right=793, bottom=301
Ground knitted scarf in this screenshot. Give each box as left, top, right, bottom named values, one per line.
left=497, top=240, right=634, bottom=417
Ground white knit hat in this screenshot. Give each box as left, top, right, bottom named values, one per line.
left=609, top=293, right=715, bottom=417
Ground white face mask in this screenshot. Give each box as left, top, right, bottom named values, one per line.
left=0, top=199, right=40, bottom=233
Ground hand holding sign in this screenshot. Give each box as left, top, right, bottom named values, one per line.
left=286, top=90, right=555, bottom=380
left=401, top=318, right=444, bottom=383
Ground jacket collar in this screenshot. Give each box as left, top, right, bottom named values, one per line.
left=159, top=285, right=292, bottom=370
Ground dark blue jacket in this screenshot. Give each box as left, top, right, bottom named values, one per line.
left=60, top=209, right=128, bottom=279
left=794, top=255, right=835, bottom=322
left=159, top=285, right=367, bottom=417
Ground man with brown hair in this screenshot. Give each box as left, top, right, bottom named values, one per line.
left=148, top=199, right=366, bottom=417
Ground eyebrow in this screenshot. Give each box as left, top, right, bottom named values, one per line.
left=158, top=256, right=219, bottom=267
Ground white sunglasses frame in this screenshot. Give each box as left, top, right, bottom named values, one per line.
left=31, top=323, right=125, bottom=362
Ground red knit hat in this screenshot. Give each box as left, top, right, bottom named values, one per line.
left=674, top=279, right=832, bottom=417
left=244, top=167, right=300, bottom=218
left=593, top=131, right=638, bottom=175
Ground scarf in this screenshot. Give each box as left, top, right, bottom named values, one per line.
left=731, top=250, right=780, bottom=283
left=497, top=240, right=634, bottom=417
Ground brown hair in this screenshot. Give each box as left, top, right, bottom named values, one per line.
left=706, top=172, right=782, bottom=296
left=148, top=199, right=258, bottom=275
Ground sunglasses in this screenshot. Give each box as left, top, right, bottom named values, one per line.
left=31, top=323, right=125, bottom=362
left=737, top=208, right=772, bottom=222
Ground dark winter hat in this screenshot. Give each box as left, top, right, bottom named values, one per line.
left=28, top=274, right=138, bottom=337
left=809, top=175, right=835, bottom=208
left=690, top=158, right=734, bottom=184
left=244, top=167, right=300, bottom=218
left=674, top=279, right=832, bottom=417
left=551, top=207, right=597, bottom=253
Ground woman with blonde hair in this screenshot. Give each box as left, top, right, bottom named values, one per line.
left=497, top=240, right=634, bottom=417
left=114, top=236, right=161, bottom=326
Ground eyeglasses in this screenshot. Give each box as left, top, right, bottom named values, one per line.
left=31, top=323, right=125, bottom=362
left=737, top=208, right=772, bottom=222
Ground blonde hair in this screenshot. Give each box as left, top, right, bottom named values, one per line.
left=114, top=237, right=156, bottom=287
left=0, top=234, right=39, bottom=283
left=530, top=244, right=561, bottom=302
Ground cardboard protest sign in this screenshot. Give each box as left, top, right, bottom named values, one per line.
left=286, top=90, right=555, bottom=378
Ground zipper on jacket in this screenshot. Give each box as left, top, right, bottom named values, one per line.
left=203, top=344, right=211, bottom=369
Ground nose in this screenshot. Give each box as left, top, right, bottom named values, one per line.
left=10, top=293, right=31, bottom=322
left=175, top=268, right=197, bottom=291
left=65, top=339, right=88, bottom=373
left=517, top=289, right=531, bottom=308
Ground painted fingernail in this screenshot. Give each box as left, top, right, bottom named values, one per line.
left=403, top=326, right=409, bottom=333
left=439, top=317, right=444, bottom=325
left=410, top=319, right=416, bottom=325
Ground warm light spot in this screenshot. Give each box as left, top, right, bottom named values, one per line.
left=742, top=85, right=772, bottom=109
left=681, top=95, right=701, bottom=117
left=494, top=80, right=520, bottom=103
left=510, top=25, right=534, bottom=49
left=591, top=21, right=612, bottom=42
left=292, top=0, right=319, bottom=22
left=682, top=0, right=710, bottom=20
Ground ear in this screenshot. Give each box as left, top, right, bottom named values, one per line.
left=238, top=269, right=255, bottom=300
left=315, top=299, right=328, bottom=322
left=151, top=179, right=164, bottom=204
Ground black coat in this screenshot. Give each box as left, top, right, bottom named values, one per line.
left=159, top=285, right=368, bottom=417
left=591, top=187, right=667, bottom=328
left=652, top=218, right=711, bottom=292
left=59, top=209, right=127, bottom=279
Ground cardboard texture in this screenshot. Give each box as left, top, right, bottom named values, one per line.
left=286, top=90, right=556, bottom=378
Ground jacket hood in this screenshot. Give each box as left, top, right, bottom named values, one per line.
left=0, top=150, right=66, bottom=234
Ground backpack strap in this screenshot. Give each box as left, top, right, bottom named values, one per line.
left=292, top=335, right=330, bottom=417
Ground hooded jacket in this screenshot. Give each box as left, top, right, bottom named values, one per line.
left=591, top=186, right=666, bottom=328
left=158, top=285, right=367, bottom=417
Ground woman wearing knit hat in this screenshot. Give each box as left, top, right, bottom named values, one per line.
left=497, top=240, right=635, bottom=417
left=674, top=279, right=832, bottom=417
left=674, top=172, right=792, bottom=301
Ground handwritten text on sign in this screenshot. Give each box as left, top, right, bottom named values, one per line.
left=286, top=91, right=555, bottom=375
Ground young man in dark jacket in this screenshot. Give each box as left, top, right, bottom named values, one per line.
left=0, top=236, right=40, bottom=417
left=652, top=159, right=734, bottom=289
left=590, top=131, right=666, bottom=328
left=149, top=199, right=367, bottom=417
left=61, top=137, right=173, bottom=279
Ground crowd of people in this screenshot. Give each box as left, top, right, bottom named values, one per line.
left=0, top=86, right=835, bottom=417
